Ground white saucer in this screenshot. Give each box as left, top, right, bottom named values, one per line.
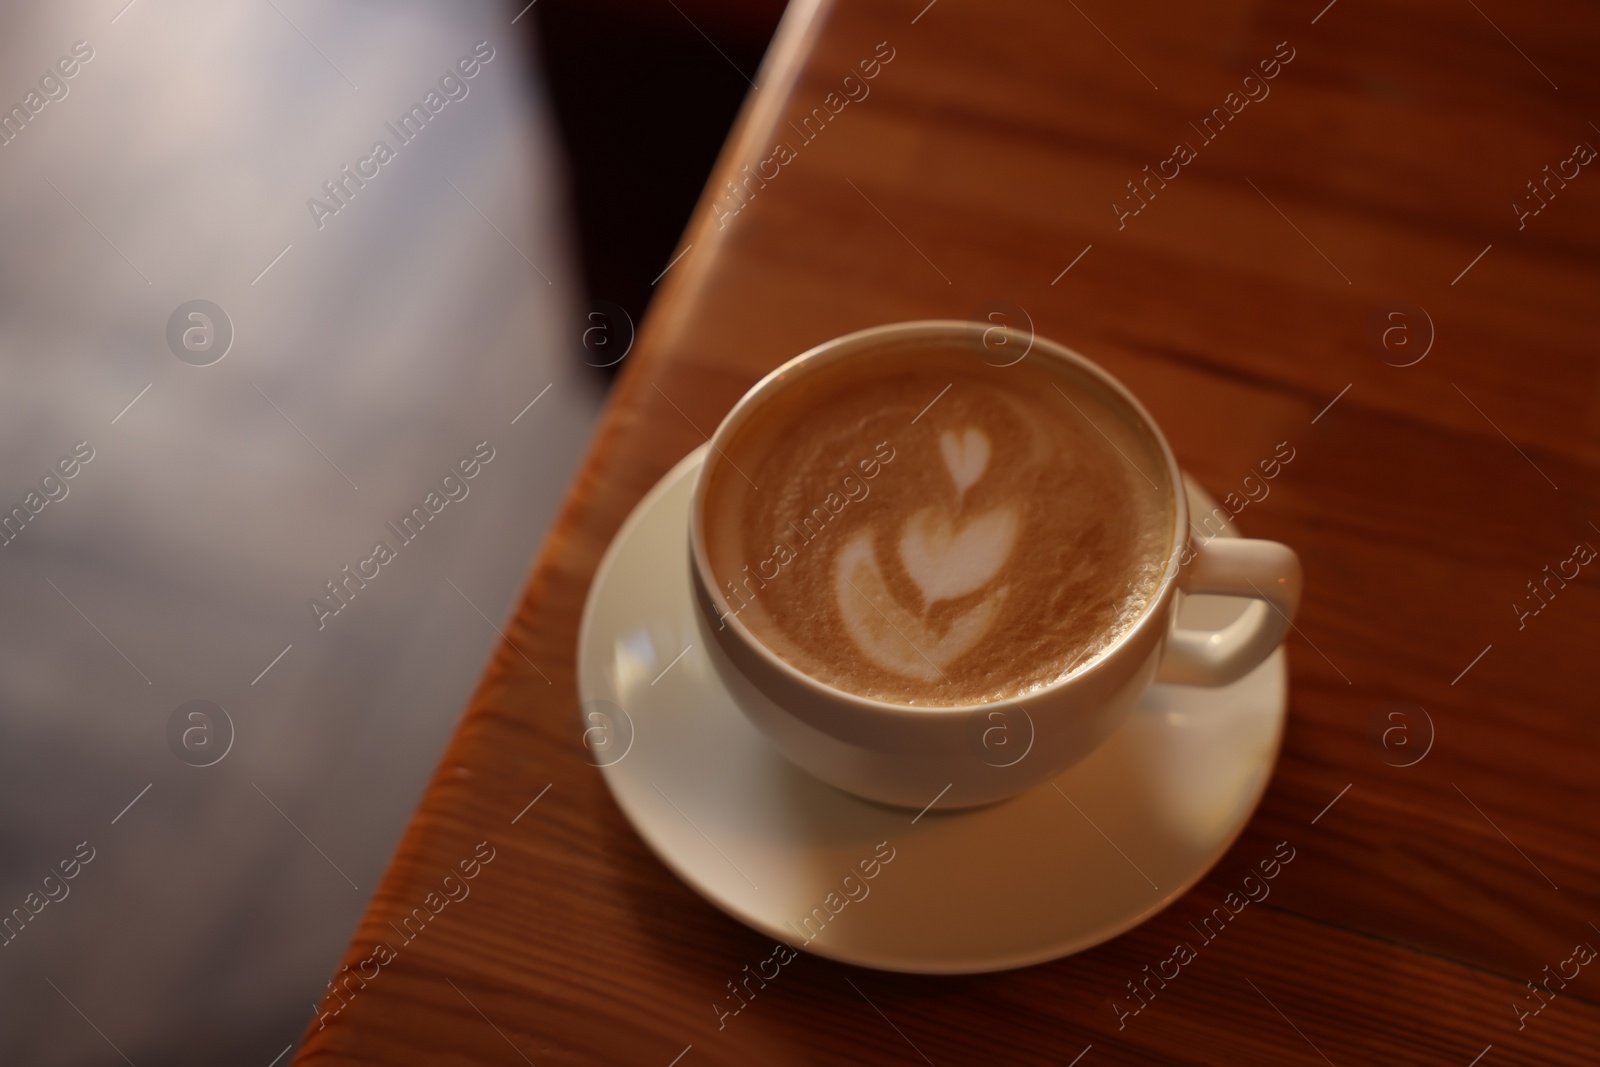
left=577, top=446, right=1286, bottom=974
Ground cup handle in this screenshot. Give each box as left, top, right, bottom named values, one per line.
left=1155, top=538, right=1302, bottom=686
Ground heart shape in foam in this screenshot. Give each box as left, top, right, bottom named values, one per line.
left=940, top=428, right=990, bottom=497
left=899, top=506, right=1018, bottom=605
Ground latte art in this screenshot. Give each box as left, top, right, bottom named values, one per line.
left=834, top=429, right=1020, bottom=681
left=702, top=342, right=1173, bottom=706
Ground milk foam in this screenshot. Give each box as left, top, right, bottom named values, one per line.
left=702, top=344, right=1173, bottom=706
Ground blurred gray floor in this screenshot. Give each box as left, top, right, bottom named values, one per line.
left=0, top=2, right=602, bottom=1063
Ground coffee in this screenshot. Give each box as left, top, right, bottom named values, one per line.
left=701, top=338, right=1174, bottom=706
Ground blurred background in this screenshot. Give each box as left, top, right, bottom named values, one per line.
left=0, top=0, right=779, bottom=1062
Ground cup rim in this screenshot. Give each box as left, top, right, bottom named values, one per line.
left=687, top=319, right=1189, bottom=717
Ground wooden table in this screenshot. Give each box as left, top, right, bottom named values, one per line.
left=297, top=0, right=1600, bottom=1062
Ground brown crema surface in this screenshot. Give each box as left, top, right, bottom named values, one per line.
left=703, top=342, right=1173, bottom=706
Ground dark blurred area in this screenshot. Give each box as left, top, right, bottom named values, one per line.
left=0, top=0, right=799, bottom=1062
left=526, top=0, right=789, bottom=353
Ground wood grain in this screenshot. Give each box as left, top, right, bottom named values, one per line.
left=297, top=0, right=1600, bottom=1062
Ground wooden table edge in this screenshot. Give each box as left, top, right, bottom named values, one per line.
left=292, top=0, right=836, bottom=1060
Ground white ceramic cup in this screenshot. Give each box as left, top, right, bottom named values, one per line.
left=688, top=321, right=1301, bottom=810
